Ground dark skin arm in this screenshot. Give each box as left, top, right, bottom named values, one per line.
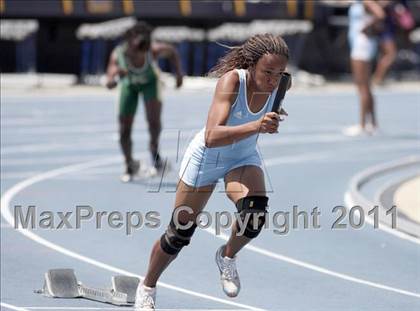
left=105, top=50, right=127, bottom=89
left=151, top=42, right=184, bottom=88
left=361, top=0, right=389, bottom=36
left=363, top=0, right=387, bottom=19
left=204, top=70, right=282, bottom=148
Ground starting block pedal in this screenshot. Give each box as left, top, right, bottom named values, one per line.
left=112, top=275, right=140, bottom=304
left=36, top=269, right=140, bottom=306
left=41, top=269, right=80, bottom=298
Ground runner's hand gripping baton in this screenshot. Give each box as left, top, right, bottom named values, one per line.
left=271, top=72, right=291, bottom=114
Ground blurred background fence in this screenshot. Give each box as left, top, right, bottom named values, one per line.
left=1, top=0, right=420, bottom=82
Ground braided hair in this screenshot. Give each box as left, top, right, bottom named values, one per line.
left=208, top=33, right=289, bottom=77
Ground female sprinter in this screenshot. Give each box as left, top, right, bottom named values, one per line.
left=106, top=22, right=183, bottom=182
left=346, top=0, right=390, bottom=136
left=135, top=33, right=289, bottom=310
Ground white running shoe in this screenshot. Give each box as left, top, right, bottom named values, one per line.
left=135, top=282, right=156, bottom=310
left=120, top=173, right=133, bottom=183
left=365, top=123, right=381, bottom=136
left=342, top=124, right=367, bottom=137
left=120, top=160, right=140, bottom=183
left=215, top=245, right=241, bottom=297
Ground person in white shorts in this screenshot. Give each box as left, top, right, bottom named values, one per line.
left=346, top=0, right=389, bottom=136
left=135, top=33, right=290, bottom=310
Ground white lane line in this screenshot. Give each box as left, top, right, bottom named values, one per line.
left=344, top=155, right=420, bottom=246
left=204, top=228, right=420, bottom=299
left=4, top=140, right=414, bottom=180
left=2, top=151, right=420, bottom=303
left=1, top=142, right=114, bottom=155
left=263, top=151, right=331, bottom=165
left=1, top=132, right=347, bottom=155
left=0, top=157, right=265, bottom=311
left=20, top=308, right=247, bottom=311
left=1, top=133, right=347, bottom=180
left=0, top=129, right=191, bottom=156
left=344, top=192, right=420, bottom=246
left=0, top=302, right=30, bottom=311
left=2, top=155, right=103, bottom=166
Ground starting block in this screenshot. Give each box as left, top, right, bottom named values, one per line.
left=112, top=275, right=140, bottom=304
left=36, top=269, right=140, bottom=306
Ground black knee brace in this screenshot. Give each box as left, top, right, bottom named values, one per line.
left=160, top=212, right=197, bottom=255
left=235, top=196, right=268, bottom=239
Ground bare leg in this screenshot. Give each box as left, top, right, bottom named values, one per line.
left=223, top=165, right=266, bottom=258
left=118, top=116, right=135, bottom=167
left=143, top=180, right=214, bottom=287
left=373, top=39, right=397, bottom=85
left=144, top=99, right=162, bottom=164
left=351, top=59, right=375, bottom=129
left=142, top=241, right=175, bottom=288
left=368, top=92, right=377, bottom=128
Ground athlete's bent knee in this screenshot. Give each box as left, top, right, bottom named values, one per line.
left=235, top=195, right=268, bottom=239
left=160, top=211, right=197, bottom=255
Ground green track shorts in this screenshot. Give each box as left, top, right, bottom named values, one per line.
left=118, top=78, right=161, bottom=117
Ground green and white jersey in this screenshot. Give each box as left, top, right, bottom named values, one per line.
left=115, top=43, right=159, bottom=85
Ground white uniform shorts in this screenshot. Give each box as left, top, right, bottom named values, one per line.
left=179, top=142, right=262, bottom=188
left=349, top=31, right=378, bottom=62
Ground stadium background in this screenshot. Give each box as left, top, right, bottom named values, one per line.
left=1, top=2, right=420, bottom=310
left=1, top=0, right=420, bottom=83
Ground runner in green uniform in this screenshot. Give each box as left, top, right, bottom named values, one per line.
left=106, top=22, right=183, bottom=182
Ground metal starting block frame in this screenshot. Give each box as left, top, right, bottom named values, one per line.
left=36, top=269, right=140, bottom=306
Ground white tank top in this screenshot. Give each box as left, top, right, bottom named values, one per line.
left=191, top=69, right=278, bottom=160
left=348, top=1, right=375, bottom=37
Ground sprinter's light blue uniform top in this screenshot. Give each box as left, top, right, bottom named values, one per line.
left=179, top=69, right=278, bottom=187
left=202, top=68, right=277, bottom=159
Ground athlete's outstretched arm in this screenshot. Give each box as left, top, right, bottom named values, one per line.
left=205, top=71, right=279, bottom=148
left=151, top=42, right=183, bottom=88
left=105, top=50, right=127, bottom=89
